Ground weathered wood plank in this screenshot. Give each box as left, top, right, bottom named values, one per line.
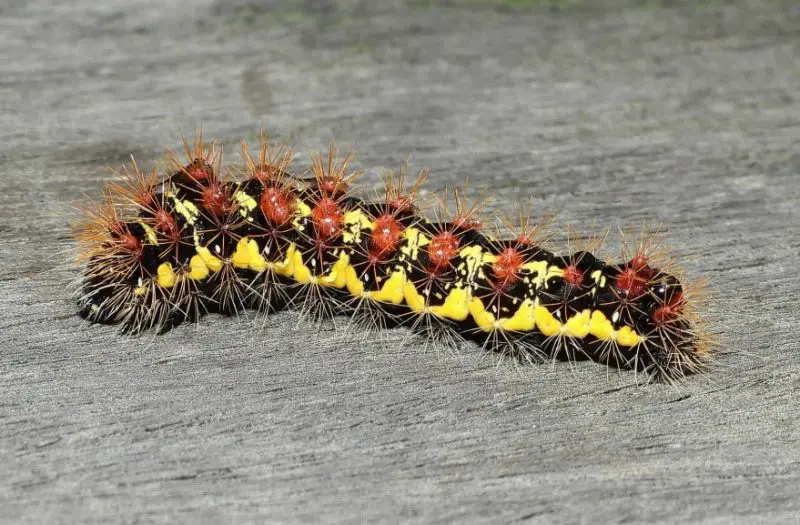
left=2, top=1, right=799, bottom=523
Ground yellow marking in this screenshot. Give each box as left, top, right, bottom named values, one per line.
left=156, top=198, right=647, bottom=348
left=399, top=227, right=428, bottom=261
left=501, top=299, right=536, bottom=332
left=231, top=238, right=252, bottom=269
left=172, top=196, right=199, bottom=225
left=138, top=221, right=158, bottom=244
left=134, top=285, right=147, bottom=296
left=291, top=248, right=348, bottom=288
left=188, top=255, right=209, bottom=280
left=320, top=255, right=350, bottom=289
left=429, top=287, right=470, bottom=322
left=546, top=265, right=564, bottom=281
left=403, top=281, right=427, bottom=313
left=343, top=209, right=373, bottom=244
left=246, top=239, right=268, bottom=271
left=347, top=265, right=408, bottom=302
left=345, top=265, right=364, bottom=296
left=589, top=310, right=614, bottom=341
left=521, top=260, right=550, bottom=288
left=234, top=189, right=257, bottom=213
left=344, top=263, right=405, bottom=303
left=469, top=297, right=538, bottom=333
left=616, top=326, right=641, bottom=346
left=481, top=253, right=498, bottom=265
left=369, top=270, right=406, bottom=304
left=273, top=244, right=295, bottom=277
left=587, top=310, right=642, bottom=346
left=196, top=246, right=223, bottom=272
left=157, top=262, right=176, bottom=288
left=468, top=297, right=496, bottom=331
left=458, top=245, right=485, bottom=281
left=292, top=250, right=313, bottom=284
left=562, top=309, right=591, bottom=338
left=590, top=269, right=606, bottom=287
left=231, top=237, right=268, bottom=272
left=534, top=305, right=562, bottom=337
left=291, top=200, right=312, bottom=231
left=298, top=200, right=312, bottom=216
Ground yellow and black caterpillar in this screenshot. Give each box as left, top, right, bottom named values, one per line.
left=75, top=132, right=713, bottom=382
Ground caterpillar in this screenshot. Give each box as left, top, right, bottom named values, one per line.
left=73, top=131, right=714, bottom=383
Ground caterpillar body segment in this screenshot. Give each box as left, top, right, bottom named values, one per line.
left=75, top=132, right=712, bottom=382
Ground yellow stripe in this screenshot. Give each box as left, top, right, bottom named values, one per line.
left=468, top=297, right=496, bottom=331
left=172, top=195, right=199, bottom=225
left=157, top=262, right=176, bottom=288
left=196, top=246, right=223, bottom=272
left=343, top=209, right=372, bottom=244
left=403, top=281, right=426, bottom=313
left=500, top=299, right=536, bottom=332
left=370, top=270, right=406, bottom=304
left=429, top=287, right=470, bottom=322
left=234, top=189, right=257, bottom=215
left=345, top=265, right=364, bottom=296
left=173, top=191, right=647, bottom=348
left=189, top=255, right=209, bottom=280
left=292, top=250, right=313, bottom=284
left=139, top=221, right=158, bottom=244
left=320, top=254, right=349, bottom=289
left=274, top=244, right=296, bottom=277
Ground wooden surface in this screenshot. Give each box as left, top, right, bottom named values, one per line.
left=2, top=1, right=799, bottom=523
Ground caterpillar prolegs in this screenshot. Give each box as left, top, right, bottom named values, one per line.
left=74, top=131, right=714, bottom=382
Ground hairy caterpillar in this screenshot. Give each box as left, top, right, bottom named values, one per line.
left=74, top=131, right=714, bottom=382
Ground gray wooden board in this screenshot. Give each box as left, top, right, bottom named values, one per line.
left=2, top=0, right=799, bottom=523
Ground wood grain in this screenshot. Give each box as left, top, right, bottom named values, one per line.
left=2, top=1, right=799, bottom=523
